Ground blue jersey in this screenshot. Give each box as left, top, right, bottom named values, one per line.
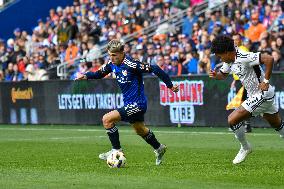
left=85, top=55, right=173, bottom=107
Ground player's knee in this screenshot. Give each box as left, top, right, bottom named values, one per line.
left=228, top=116, right=237, bottom=126
left=102, top=115, right=112, bottom=128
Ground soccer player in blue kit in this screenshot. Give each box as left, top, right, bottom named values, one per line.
left=76, top=39, right=179, bottom=165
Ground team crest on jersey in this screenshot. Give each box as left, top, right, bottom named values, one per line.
left=122, top=70, right=127, bottom=76
left=251, top=54, right=258, bottom=61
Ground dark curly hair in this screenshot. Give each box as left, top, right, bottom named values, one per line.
left=211, top=35, right=235, bottom=54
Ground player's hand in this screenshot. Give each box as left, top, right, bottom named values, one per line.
left=75, top=73, right=87, bottom=80
left=171, top=84, right=179, bottom=93
left=259, top=82, right=269, bottom=91
left=209, top=69, right=217, bottom=78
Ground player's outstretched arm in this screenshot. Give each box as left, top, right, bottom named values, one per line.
left=75, top=73, right=87, bottom=80
left=151, top=64, right=179, bottom=92
left=135, top=61, right=178, bottom=92
left=75, top=64, right=112, bottom=80
left=209, top=69, right=228, bottom=80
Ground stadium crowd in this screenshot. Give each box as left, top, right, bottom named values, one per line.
left=0, top=0, right=283, bottom=82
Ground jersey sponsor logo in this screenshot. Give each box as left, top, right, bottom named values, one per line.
left=160, top=80, right=204, bottom=124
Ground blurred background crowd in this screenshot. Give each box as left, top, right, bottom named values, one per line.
left=0, top=0, right=283, bottom=82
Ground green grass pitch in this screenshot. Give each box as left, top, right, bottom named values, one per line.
left=0, top=125, right=283, bottom=189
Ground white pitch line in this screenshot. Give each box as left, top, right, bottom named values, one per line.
left=50, top=136, right=106, bottom=140
left=0, top=135, right=107, bottom=142
left=0, top=127, right=278, bottom=136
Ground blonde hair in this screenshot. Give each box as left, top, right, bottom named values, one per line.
left=107, top=39, right=124, bottom=53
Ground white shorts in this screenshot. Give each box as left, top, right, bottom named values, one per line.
left=241, top=93, right=278, bottom=117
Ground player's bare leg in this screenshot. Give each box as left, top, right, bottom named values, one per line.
left=99, top=110, right=122, bottom=160
left=263, top=112, right=284, bottom=138
left=132, top=122, right=166, bottom=165
left=228, top=106, right=252, bottom=164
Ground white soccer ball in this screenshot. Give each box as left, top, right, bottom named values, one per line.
left=106, top=151, right=126, bottom=168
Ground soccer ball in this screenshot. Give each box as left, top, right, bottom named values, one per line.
left=106, top=150, right=126, bottom=168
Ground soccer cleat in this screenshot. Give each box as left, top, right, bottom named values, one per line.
left=233, top=143, right=252, bottom=164
left=99, top=149, right=122, bottom=160
left=154, top=144, right=167, bottom=165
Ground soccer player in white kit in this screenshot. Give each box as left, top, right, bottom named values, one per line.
left=209, top=35, right=284, bottom=164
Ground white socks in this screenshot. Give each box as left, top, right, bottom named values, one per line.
left=234, top=125, right=250, bottom=149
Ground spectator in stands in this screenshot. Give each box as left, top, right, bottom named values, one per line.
left=170, top=42, right=179, bottom=58
left=245, top=13, right=266, bottom=50
left=67, top=16, right=79, bottom=41
left=263, top=4, right=272, bottom=28
left=168, top=56, right=179, bottom=76
left=185, top=50, right=199, bottom=74
left=207, top=11, right=218, bottom=35
left=11, top=64, right=24, bottom=82
left=145, top=43, right=155, bottom=65
left=37, top=54, right=49, bottom=69
left=124, top=43, right=131, bottom=56
left=198, top=47, right=212, bottom=74
left=243, top=37, right=252, bottom=51
left=136, top=44, right=146, bottom=62
left=0, top=70, right=3, bottom=81
left=258, top=39, right=272, bottom=55
left=46, top=48, right=60, bottom=79
left=0, top=40, right=7, bottom=71
left=49, top=8, right=59, bottom=23
left=198, top=56, right=210, bottom=74
left=163, top=55, right=172, bottom=74
left=65, top=40, right=79, bottom=65
left=224, top=0, right=236, bottom=20
left=57, top=18, right=69, bottom=44
left=155, top=55, right=164, bottom=70
left=13, top=28, right=22, bottom=40
left=233, top=33, right=249, bottom=52
left=276, top=36, right=284, bottom=57
left=86, top=38, right=101, bottom=62
left=4, top=62, right=14, bottom=81
left=16, top=54, right=26, bottom=74
left=182, top=7, right=198, bottom=38
left=25, top=64, right=48, bottom=81
left=10, top=44, right=26, bottom=64
left=272, top=50, right=284, bottom=71
left=58, top=44, right=66, bottom=63
left=90, top=58, right=104, bottom=72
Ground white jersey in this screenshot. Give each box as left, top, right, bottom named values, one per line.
left=220, top=48, right=274, bottom=99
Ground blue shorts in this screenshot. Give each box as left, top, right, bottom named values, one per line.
left=117, top=103, right=147, bottom=123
